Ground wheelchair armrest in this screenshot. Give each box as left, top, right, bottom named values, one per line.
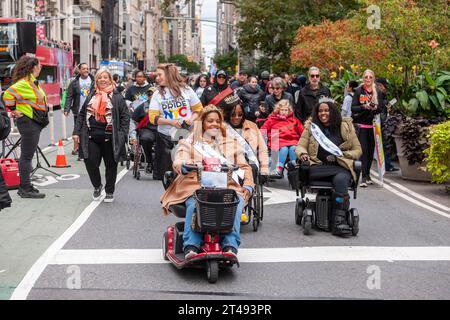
left=163, top=171, right=176, bottom=190
left=352, top=161, right=362, bottom=199
left=299, top=160, right=310, bottom=185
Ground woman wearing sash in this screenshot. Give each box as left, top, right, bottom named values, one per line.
left=295, top=98, right=362, bottom=236
left=160, top=105, right=254, bottom=259
left=219, top=95, right=269, bottom=223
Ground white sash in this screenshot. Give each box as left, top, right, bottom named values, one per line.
left=310, top=123, right=343, bottom=157
left=226, top=124, right=260, bottom=170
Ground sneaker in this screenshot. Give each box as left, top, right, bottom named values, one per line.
left=240, top=212, right=249, bottom=223
left=386, top=166, right=399, bottom=172
left=92, top=184, right=103, bottom=200
left=71, top=149, right=78, bottom=156
left=145, top=163, right=152, bottom=174
left=222, top=246, right=238, bottom=258
left=184, top=246, right=199, bottom=259
left=18, top=187, right=45, bottom=199
left=269, top=169, right=282, bottom=179
left=104, top=194, right=114, bottom=203
left=366, top=177, right=374, bottom=185
left=360, top=178, right=367, bottom=188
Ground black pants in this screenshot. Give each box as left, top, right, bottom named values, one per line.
left=309, top=164, right=352, bottom=194
left=84, top=139, right=118, bottom=194
left=16, top=116, right=43, bottom=189
left=356, top=127, right=375, bottom=179
left=154, top=132, right=174, bottom=180
left=139, top=128, right=156, bottom=165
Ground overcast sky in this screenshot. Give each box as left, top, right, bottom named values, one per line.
left=200, top=0, right=217, bottom=68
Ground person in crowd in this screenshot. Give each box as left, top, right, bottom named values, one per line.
left=289, top=75, right=307, bottom=105
left=264, top=77, right=294, bottom=115
left=296, top=98, right=362, bottom=236
left=131, top=86, right=158, bottom=174
left=64, top=63, right=95, bottom=157
left=237, top=75, right=265, bottom=122
left=295, top=66, right=332, bottom=122
left=160, top=105, right=254, bottom=258
left=200, top=70, right=233, bottom=107
left=220, top=95, right=269, bottom=222
left=113, top=74, right=126, bottom=93
left=258, top=70, right=270, bottom=97
left=341, top=80, right=359, bottom=117
left=72, top=68, right=130, bottom=203
left=180, top=70, right=189, bottom=85
left=3, top=56, right=49, bottom=198
left=149, top=63, right=202, bottom=180
left=193, top=74, right=210, bottom=99
left=261, top=99, right=304, bottom=178
left=280, top=72, right=292, bottom=92
left=231, top=71, right=248, bottom=90
left=376, top=77, right=399, bottom=172
left=351, top=69, right=385, bottom=187
left=124, top=70, right=151, bottom=108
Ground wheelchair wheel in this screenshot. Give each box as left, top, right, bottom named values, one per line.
left=295, top=199, right=303, bottom=225
left=136, top=171, right=141, bottom=180
left=206, top=260, right=219, bottom=284
left=258, top=181, right=264, bottom=221
left=126, top=159, right=130, bottom=170
left=302, top=209, right=313, bottom=235
left=252, top=211, right=260, bottom=232
left=350, top=208, right=359, bottom=236
left=162, top=232, right=169, bottom=261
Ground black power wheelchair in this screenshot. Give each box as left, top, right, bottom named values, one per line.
left=286, top=160, right=362, bottom=236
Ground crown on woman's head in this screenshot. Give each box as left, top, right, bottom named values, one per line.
left=318, top=96, right=335, bottom=104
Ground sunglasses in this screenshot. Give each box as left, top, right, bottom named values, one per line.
left=217, top=75, right=226, bottom=79
left=273, top=87, right=282, bottom=90
left=364, top=76, right=373, bottom=79
left=310, top=74, right=320, bottom=78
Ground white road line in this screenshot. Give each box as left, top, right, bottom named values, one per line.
left=371, top=176, right=450, bottom=219
left=41, top=138, right=73, bottom=153
left=10, top=167, right=129, bottom=300
left=371, top=170, right=450, bottom=212
left=50, top=247, right=450, bottom=265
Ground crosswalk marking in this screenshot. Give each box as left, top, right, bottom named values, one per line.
left=50, top=247, right=450, bottom=265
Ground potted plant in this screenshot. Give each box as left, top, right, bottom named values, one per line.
left=424, top=120, right=450, bottom=190
left=389, top=70, right=449, bottom=181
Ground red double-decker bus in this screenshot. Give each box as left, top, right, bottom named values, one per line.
left=0, top=18, right=73, bottom=108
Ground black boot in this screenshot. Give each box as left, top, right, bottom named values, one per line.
left=331, top=192, right=351, bottom=236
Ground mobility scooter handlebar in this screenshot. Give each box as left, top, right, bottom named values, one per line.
left=181, top=163, right=240, bottom=174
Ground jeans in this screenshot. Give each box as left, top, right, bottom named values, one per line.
left=275, top=146, right=297, bottom=169
left=84, top=139, right=118, bottom=194
left=183, top=195, right=245, bottom=251
left=16, top=116, right=43, bottom=189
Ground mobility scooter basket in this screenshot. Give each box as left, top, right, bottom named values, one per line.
left=194, top=188, right=239, bottom=233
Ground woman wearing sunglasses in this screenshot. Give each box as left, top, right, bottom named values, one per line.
left=263, top=77, right=294, bottom=115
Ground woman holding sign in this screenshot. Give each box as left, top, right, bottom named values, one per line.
left=295, top=98, right=362, bottom=236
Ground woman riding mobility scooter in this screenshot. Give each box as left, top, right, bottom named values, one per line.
left=160, top=105, right=254, bottom=283
left=291, top=98, right=363, bottom=236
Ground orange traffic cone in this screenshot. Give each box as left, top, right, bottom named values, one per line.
left=52, top=139, right=71, bottom=168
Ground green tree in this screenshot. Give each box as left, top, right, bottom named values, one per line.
left=168, top=54, right=201, bottom=73
left=213, top=50, right=238, bottom=75
left=236, top=0, right=360, bottom=73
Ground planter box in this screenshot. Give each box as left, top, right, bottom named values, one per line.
left=393, top=134, right=432, bottom=182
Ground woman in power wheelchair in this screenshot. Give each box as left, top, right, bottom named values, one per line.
left=219, top=94, right=269, bottom=228
left=294, top=98, right=362, bottom=236
left=160, top=105, right=254, bottom=259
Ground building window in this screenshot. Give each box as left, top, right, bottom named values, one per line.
left=73, top=34, right=80, bottom=66
left=74, top=0, right=80, bottom=5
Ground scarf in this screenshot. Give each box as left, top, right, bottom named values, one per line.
left=92, top=84, right=115, bottom=123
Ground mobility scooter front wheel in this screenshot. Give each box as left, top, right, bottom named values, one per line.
left=295, top=199, right=304, bottom=225
left=206, top=260, right=219, bottom=283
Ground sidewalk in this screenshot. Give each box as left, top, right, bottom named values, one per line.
left=0, top=141, right=93, bottom=299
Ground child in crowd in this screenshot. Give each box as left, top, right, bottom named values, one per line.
left=261, top=99, right=304, bottom=178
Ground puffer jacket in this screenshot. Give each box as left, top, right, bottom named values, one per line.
left=238, top=84, right=265, bottom=122
left=261, top=112, right=304, bottom=151
left=295, top=118, right=362, bottom=181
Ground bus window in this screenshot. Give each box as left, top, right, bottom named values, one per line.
left=38, top=65, right=57, bottom=84
left=0, top=24, right=17, bottom=46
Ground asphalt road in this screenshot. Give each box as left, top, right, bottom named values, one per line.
left=5, top=157, right=447, bottom=300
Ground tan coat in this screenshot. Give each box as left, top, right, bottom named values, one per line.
left=240, top=120, right=269, bottom=175
left=295, top=117, right=362, bottom=181
left=160, top=133, right=255, bottom=215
